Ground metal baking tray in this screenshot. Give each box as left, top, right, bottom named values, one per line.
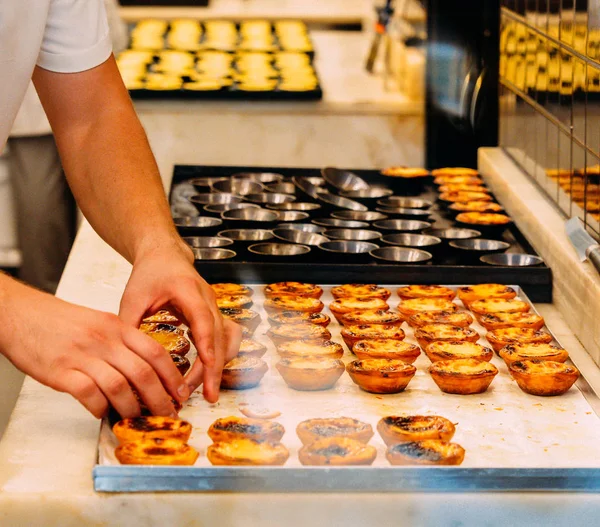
left=94, top=285, right=600, bottom=493
left=169, top=165, right=553, bottom=302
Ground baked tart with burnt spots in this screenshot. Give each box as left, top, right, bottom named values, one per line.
left=346, top=359, right=416, bottom=394
left=139, top=323, right=185, bottom=336
left=296, top=417, right=374, bottom=445
left=386, top=440, right=465, bottom=466
left=144, top=327, right=190, bottom=356
left=439, top=191, right=493, bottom=203
left=340, top=324, right=405, bottom=351
left=509, top=359, right=580, bottom=396
left=397, top=298, right=458, bottom=320
left=486, top=328, right=553, bottom=353
left=216, top=295, right=253, bottom=310
left=116, top=437, right=199, bottom=465
left=276, top=340, right=344, bottom=360
left=449, top=201, right=504, bottom=214
left=207, top=439, right=289, bottom=466
left=266, top=323, right=332, bottom=346
left=377, top=415, right=455, bottom=445
left=142, top=309, right=181, bottom=326
left=276, top=358, right=345, bottom=391
left=431, top=167, right=479, bottom=177
left=331, top=284, right=391, bottom=300
left=429, top=359, right=498, bottom=395
left=113, top=416, right=192, bottom=444
left=457, top=284, right=517, bottom=307
left=329, top=297, right=389, bottom=323
left=207, top=416, right=285, bottom=443
left=380, top=167, right=430, bottom=179
left=438, top=184, right=490, bottom=194
left=263, top=295, right=324, bottom=315
left=238, top=338, right=268, bottom=358
left=433, top=175, right=483, bottom=186
left=171, top=353, right=190, bottom=375
left=469, top=298, right=530, bottom=320
left=219, top=308, right=261, bottom=333
left=414, top=324, right=479, bottom=350
left=268, top=310, right=331, bottom=328
left=264, top=282, right=323, bottom=299
left=425, top=341, right=493, bottom=363
left=499, top=343, right=569, bottom=365
left=211, top=283, right=254, bottom=298
left=397, top=285, right=456, bottom=301
left=340, top=309, right=402, bottom=327
left=352, top=340, right=421, bottom=363
left=407, top=311, right=474, bottom=329
left=220, top=356, right=268, bottom=390
left=298, top=437, right=377, bottom=466
left=479, top=312, right=545, bottom=331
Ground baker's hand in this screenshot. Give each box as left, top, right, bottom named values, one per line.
left=119, top=240, right=242, bottom=402
left=1, top=277, right=187, bottom=419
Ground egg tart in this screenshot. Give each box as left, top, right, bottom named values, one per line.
left=439, top=184, right=490, bottom=194
left=414, top=324, right=479, bottom=350
left=329, top=297, right=389, bottom=323
left=298, top=437, right=377, bottom=466
left=276, top=358, right=345, bottom=391
left=266, top=323, right=332, bottom=346
left=340, top=309, right=403, bottom=327
left=439, top=191, right=492, bottom=203
left=238, top=338, right=268, bottom=358
left=341, top=324, right=405, bottom=351
left=268, top=310, right=331, bottom=328
left=220, top=308, right=261, bottom=333
left=208, top=416, right=285, bottom=443
left=434, top=175, right=483, bottom=186
left=486, top=328, right=553, bottom=353
left=479, top=312, right=545, bottom=331
left=171, top=353, right=191, bottom=375
left=380, top=167, right=431, bottom=178
left=143, top=309, right=181, bottom=326
left=377, top=415, right=455, bottom=445
left=352, top=340, right=421, bottom=363
left=499, top=343, right=568, bottom=365
left=455, top=212, right=511, bottom=226
left=264, top=282, right=323, bottom=299
left=211, top=283, right=254, bottom=298
left=386, top=440, right=465, bottom=466
left=407, top=311, right=474, bottom=329
left=331, top=284, right=391, bottom=300
left=207, top=439, right=289, bottom=466
left=449, top=201, right=505, bottom=214
left=457, top=284, right=517, bottom=307
left=263, top=296, right=324, bottom=315
left=397, top=285, right=456, bottom=301
left=425, top=341, right=493, bottom=363
left=346, top=359, right=416, bottom=394
left=221, top=356, right=268, bottom=390
left=116, top=438, right=199, bottom=466
left=432, top=167, right=479, bottom=177
left=429, top=359, right=498, bottom=394
left=469, top=298, right=530, bottom=319
left=113, top=416, right=193, bottom=445
left=277, top=340, right=344, bottom=360
left=397, top=298, right=458, bottom=320
left=509, top=360, right=580, bottom=396
left=139, top=323, right=185, bottom=336
left=216, top=295, right=253, bottom=310
left=145, top=328, right=190, bottom=356
left=296, top=417, right=374, bottom=445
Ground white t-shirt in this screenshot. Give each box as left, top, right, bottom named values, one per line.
left=0, top=0, right=113, bottom=145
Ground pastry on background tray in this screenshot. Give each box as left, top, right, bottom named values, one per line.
left=296, top=417, right=374, bottom=445
left=276, top=358, right=345, bottom=391
left=396, top=285, right=456, bottom=301
left=207, top=439, right=289, bottom=466
left=330, top=284, right=391, bottom=300
left=479, top=311, right=545, bottom=331
left=219, top=308, right=261, bottom=333
left=238, top=338, right=268, bottom=358
left=211, top=283, right=254, bottom=298
left=263, top=295, right=324, bottom=314
left=346, top=359, right=416, bottom=394
left=469, top=298, right=530, bottom=320
left=414, top=324, right=479, bottom=350
left=340, top=324, right=405, bottom=351
left=508, top=359, right=580, bottom=396
left=431, top=167, right=479, bottom=177
left=139, top=322, right=185, bottom=336
left=298, top=437, right=377, bottom=466
left=116, top=438, right=199, bottom=466
left=221, top=356, right=268, bottom=390
left=113, top=416, right=193, bottom=444
left=407, top=310, right=474, bottom=328
left=266, top=323, right=332, bottom=346
left=208, top=416, right=285, bottom=443
left=377, top=415, right=455, bottom=445
left=397, top=298, right=458, bottom=320
left=329, top=297, right=389, bottom=323
left=486, top=327, right=553, bottom=353
left=268, top=310, right=331, bottom=327
left=352, top=340, right=421, bottom=363
left=386, top=440, right=465, bottom=466
left=457, top=284, right=517, bottom=307
left=340, top=309, right=403, bottom=327
left=216, top=294, right=253, bottom=310
left=276, top=340, right=344, bottom=360
left=142, top=309, right=182, bottom=326
left=380, top=167, right=430, bottom=179
left=264, top=282, right=323, bottom=299
left=424, top=341, right=493, bottom=363
left=429, top=359, right=498, bottom=395
left=499, top=343, right=569, bottom=365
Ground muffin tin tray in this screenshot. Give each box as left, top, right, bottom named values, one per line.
left=169, top=165, right=553, bottom=302
left=94, top=285, right=600, bottom=492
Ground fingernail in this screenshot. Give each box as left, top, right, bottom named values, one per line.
left=177, top=384, right=189, bottom=400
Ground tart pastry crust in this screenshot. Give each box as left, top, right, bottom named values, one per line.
left=268, top=310, right=331, bottom=327
left=276, top=358, right=345, bottom=391
left=211, top=283, right=254, bottom=298
left=397, top=285, right=456, bottom=301
left=479, top=312, right=545, bottom=331
left=352, top=339, right=420, bottom=363
left=397, top=298, right=458, bottom=320
left=207, top=439, right=289, bottom=466
left=298, top=437, right=377, bottom=466
left=377, top=415, right=455, bottom=445
left=264, top=282, right=323, bottom=299
left=509, top=359, right=580, bottom=396
left=329, top=297, right=389, bottom=323
left=296, top=417, right=374, bottom=445
left=207, top=416, right=285, bottom=443
left=331, top=284, right=391, bottom=300
left=266, top=323, right=332, bottom=346
left=113, top=416, right=192, bottom=444
left=457, top=284, right=517, bottom=307
left=216, top=295, right=253, bottom=310
left=116, top=438, right=199, bottom=466
left=346, top=359, right=416, bottom=394
left=276, top=340, right=344, bottom=360
left=221, top=356, right=268, bottom=390
left=486, top=328, right=553, bottom=353
left=220, top=308, right=261, bottom=333
left=341, top=324, right=405, bottom=351
left=238, top=338, right=268, bottom=358
left=264, top=296, right=324, bottom=314
left=425, top=341, right=493, bottom=363
left=143, top=309, right=181, bottom=326
left=414, top=324, right=479, bottom=350
left=386, top=440, right=465, bottom=466
left=499, top=343, right=569, bottom=364
left=429, top=359, right=498, bottom=394
left=407, top=311, right=474, bottom=328
left=340, top=309, right=403, bottom=327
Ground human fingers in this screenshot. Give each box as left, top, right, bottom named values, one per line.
left=224, top=319, right=243, bottom=362
left=202, top=308, right=226, bottom=403
left=118, top=285, right=151, bottom=328
left=185, top=358, right=205, bottom=395
left=53, top=370, right=109, bottom=419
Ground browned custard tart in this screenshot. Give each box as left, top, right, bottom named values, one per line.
left=455, top=212, right=511, bottom=226
left=397, top=298, right=458, bottom=320
left=397, top=285, right=456, bottom=301
left=457, top=284, right=517, bottom=307
left=432, top=167, right=479, bottom=177
left=264, top=282, right=323, bottom=299
left=340, top=309, right=402, bottom=327
left=509, top=360, right=580, bottom=396
left=439, top=184, right=490, bottom=194
left=116, top=437, right=199, bottom=466
left=386, top=440, right=465, bottom=466
left=449, top=201, right=504, bottom=214
left=499, top=343, right=569, bottom=365
left=439, top=191, right=493, bottom=203
left=346, top=359, right=416, bottom=394
left=207, top=439, right=289, bottom=466
left=276, top=340, right=344, bottom=360
left=276, top=358, right=345, bottom=391
left=425, top=341, right=493, bottom=363
left=407, top=311, right=474, bottom=329
left=266, top=323, right=332, bottom=346
left=220, top=356, right=268, bottom=390
left=329, top=297, right=389, bottom=323
left=414, top=324, right=479, bottom=350
left=469, top=298, right=530, bottom=319
left=220, top=307, right=261, bottom=333
left=429, top=359, right=498, bottom=394
left=145, top=327, right=190, bottom=356
left=380, top=167, right=430, bottom=178
left=113, top=416, right=192, bottom=444
left=341, top=324, right=405, bottom=351
left=479, top=312, right=545, bottom=331
left=434, top=175, right=483, bottom=186
left=216, top=294, right=253, bottom=310
left=331, top=284, right=391, bottom=300
left=268, top=310, right=331, bottom=328
left=352, top=340, right=421, bottom=363
left=171, top=353, right=190, bottom=375
left=486, top=328, right=553, bottom=353
left=238, top=338, right=268, bottom=358
left=264, top=295, right=324, bottom=314
left=139, top=322, right=184, bottom=336
left=143, top=309, right=181, bottom=326
left=298, top=437, right=377, bottom=466
left=207, top=416, right=285, bottom=443
left=296, top=417, right=374, bottom=445
left=377, top=415, right=455, bottom=445
left=211, top=283, right=254, bottom=298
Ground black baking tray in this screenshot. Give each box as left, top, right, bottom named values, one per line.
left=170, top=165, right=553, bottom=302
